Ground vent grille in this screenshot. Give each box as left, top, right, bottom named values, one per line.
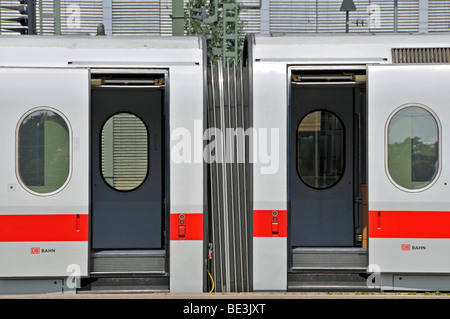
left=392, top=48, right=450, bottom=64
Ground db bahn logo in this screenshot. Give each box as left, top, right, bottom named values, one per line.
left=30, top=247, right=56, bottom=254
left=401, top=244, right=426, bottom=251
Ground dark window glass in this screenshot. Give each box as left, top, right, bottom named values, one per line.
left=297, top=110, right=344, bottom=189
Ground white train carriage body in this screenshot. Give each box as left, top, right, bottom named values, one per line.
left=3, top=33, right=450, bottom=294
left=0, top=36, right=206, bottom=294
left=247, top=33, right=450, bottom=291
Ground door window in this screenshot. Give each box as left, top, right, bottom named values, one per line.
left=17, top=108, right=71, bottom=195
left=387, top=105, right=439, bottom=190
left=297, top=110, right=345, bottom=189
left=101, top=112, right=148, bottom=191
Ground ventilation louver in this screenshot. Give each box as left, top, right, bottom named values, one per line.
left=392, top=48, right=450, bottom=64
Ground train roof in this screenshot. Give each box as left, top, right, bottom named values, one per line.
left=247, top=33, right=450, bottom=64
left=0, top=35, right=205, bottom=67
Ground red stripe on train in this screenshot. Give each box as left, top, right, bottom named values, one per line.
left=0, top=214, right=88, bottom=242
left=369, top=210, right=450, bottom=238
left=253, top=210, right=287, bottom=237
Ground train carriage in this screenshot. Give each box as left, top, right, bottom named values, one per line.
left=246, top=32, right=450, bottom=292
left=2, top=32, right=450, bottom=294
left=0, top=35, right=207, bottom=294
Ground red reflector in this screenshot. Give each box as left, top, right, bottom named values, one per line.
left=178, top=225, right=186, bottom=238
left=271, top=222, right=279, bottom=236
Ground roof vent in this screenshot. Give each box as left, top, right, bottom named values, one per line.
left=392, top=48, right=450, bottom=64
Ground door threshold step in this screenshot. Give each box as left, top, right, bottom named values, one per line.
left=78, top=276, right=169, bottom=293
left=77, top=289, right=169, bottom=294
left=288, top=284, right=378, bottom=292
left=292, top=247, right=368, bottom=270
left=90, top=271, right=166, bottom=277
left=91, top=250, right=166, bottom=256
left=90, top=250, right=166, bottom=274
left=292, top=267, right=367, bottom=272
left=288, top=272, right=378, bottom=292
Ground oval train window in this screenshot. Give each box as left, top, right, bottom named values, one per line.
left=17, top=108, right=71, bottom=195
left=101, top=112, right=148, bottom=191
left=297, top=110, right=345, bottom=189
left=387, top=105, right=439, bottom=191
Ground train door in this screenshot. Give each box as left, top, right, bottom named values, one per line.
left=368, top=65, right=450, bottom=289
left=90, top=71, right=166, bottom=273
left=289, top=68, right=367, bottom=269
left=0, top=67, right=89, bottom=279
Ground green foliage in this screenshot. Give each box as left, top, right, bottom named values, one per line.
left=388, top=137, right=438, bottom=189
left=184, top=0, right=246, bottom=63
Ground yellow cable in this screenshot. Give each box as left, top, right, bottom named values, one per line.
left=207, top=270, right=215, bottom=293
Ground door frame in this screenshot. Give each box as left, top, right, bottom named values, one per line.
left=287, top=65, right=368, bottom=271
left=89, top=68, right=170, bottom=274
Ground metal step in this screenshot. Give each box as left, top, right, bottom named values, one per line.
left=292, top=247, right=368, bottom=271
left=78, top=276, right=169, bottom=293
left=288, top=272, right=379, bottom=292
left=83, top=249, right=168, bottom=293
left=90, top=250, right=166, bottom=276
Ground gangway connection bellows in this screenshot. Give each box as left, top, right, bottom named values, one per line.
left=206, top=59, right=251, bottom=293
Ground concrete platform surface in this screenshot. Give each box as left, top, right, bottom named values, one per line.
left=1, top=291, right=450, bottom=299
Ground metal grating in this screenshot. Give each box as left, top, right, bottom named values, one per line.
left=60, top=0, right=103, bottom=35
left=112, top=0, right=160, bottom=35
left=428, top=0, right=450, bottom=32
left=269, top=0, right=419, bottom=33
left=2, top=0, right=449, bottom=36
left=0, top=0, right=27, bottom=35
left=239, top=0, right=262, bottom=33
left=36, top=0, right=57, bottom=35
left=392, top=47, right=450, bottom=64
left=159, top=0, right=175, bottom=36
